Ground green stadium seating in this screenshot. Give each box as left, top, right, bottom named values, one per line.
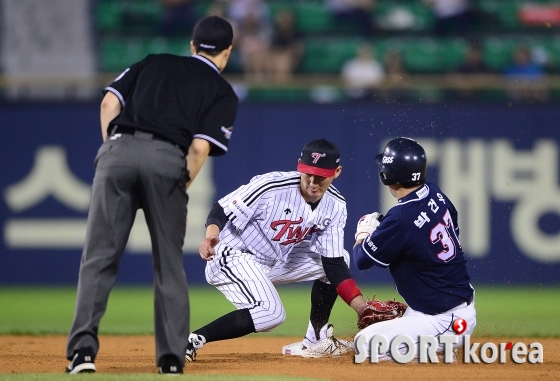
left=300, top=38, right=361, bottom=73
left=539, top=37, right=560, bottom=71
left=474, top=0, right=560, bottom=30
left=401, top=38, right=467, bottom=73
left=507, top=36, right=560, bottom=73
left=95, top=0, right=163, bottom=33
left=194, top=0, right=216, bottom=18
left=439, top=39, right=469, bottom=71
left=99, top=37, right=190, bottom=72
left=406, top=2, right=435, bottom=30
left=369, top=38, right=396, bottom=63
left=268, top=0, right=363, bottom=35
left=402, top=38, right=441, bottom=72
left=95, top=1, right=124, bottom=31
left=292, top=2, right=335, bottom=34
left=99, top=38, right=131, bottom=72
left=300, top=37, right=468, bottom=75
left=95, top=0, right=560, bottom=76
left=485, top=0, right=521, bottom=29
left=98, top=34, right=560, bottom=75
left=268, top=0, right=293, bottom=17
left=483, top=36, right=517, bottom=71
left=481, top=35, right=560, bottom=73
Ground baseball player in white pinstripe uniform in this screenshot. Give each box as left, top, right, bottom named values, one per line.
left=185, top=138, right=368, bottom=360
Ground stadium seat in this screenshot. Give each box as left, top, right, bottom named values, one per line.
left=300, top=38, right=361, bottom=74
left=476, top=0, right=523, bottom=30
left=474, top=35, right=560, bottom=73
left=99, top=37, right=189, bottom=72
left=539, top=37, right=560, bottom=72
left=95, top=0, right=163, bottom=34
left=292, top=2, right=335, bottom=34
left=95, top=1, right=124, bottom=31
left=493, top=1, right=521, bottom=29
left=401, top=38, right=466, bottom=73
left=99, top=38, right=131, bottom=72
left=94, top=0, right=560, bottom=78
left=194, top=0, right=215, bottom=18
left=300, top=37, right=470, bottom=75
left=401, top=38, right=440, bottom=72
left=439, top=39, right=469, bottom=71
left=268, top=0, right=293, bottom=17
left=482, top=37, right=517, bottom=72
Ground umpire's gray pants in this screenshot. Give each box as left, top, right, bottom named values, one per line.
left=66, top=130, right=190, bottom=367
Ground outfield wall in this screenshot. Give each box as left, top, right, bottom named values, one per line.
left=1, top=102, right=559, bottom=285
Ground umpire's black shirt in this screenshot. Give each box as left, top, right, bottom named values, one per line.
left=104, top=54, right=238, bottom=156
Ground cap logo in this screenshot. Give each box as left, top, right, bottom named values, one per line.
left=311, top=152, right=326, bottom=163
left=200, top=43, right=216, bottom=49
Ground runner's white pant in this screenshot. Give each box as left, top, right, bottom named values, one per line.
left=205, top=241, right=350, bottom=332
left=355, top=294, right=476, bottom=360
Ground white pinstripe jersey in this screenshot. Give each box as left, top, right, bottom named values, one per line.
left=217, top=171, right=347, bottom=266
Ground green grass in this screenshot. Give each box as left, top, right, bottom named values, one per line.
left=468, top=286, right=560, bottom=337
left=0, top=285, right=558, bottom=337
left=0, top=285, right=558, bottom=380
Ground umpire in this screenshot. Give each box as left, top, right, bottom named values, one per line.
left=65, top=16, right=238, bottom=375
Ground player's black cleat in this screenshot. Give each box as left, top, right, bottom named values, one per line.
left=65, top=347, right=96, bottom=374
left=158, top=355, right=183, bottom=374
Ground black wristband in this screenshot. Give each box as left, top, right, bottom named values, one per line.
left=205, top=202, right=228, bottom=230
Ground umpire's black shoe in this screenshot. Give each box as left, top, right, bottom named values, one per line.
left=158, top=355, right=183, bottom=375
left=65, top=347, right=96, bottom=374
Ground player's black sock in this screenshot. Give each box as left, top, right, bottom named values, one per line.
left=193, top=308, right=256, bottom=343
left=309, top=279, right=338, bottom=340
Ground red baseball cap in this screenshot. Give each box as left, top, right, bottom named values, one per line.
left=297, top=138, right=341, bottom=177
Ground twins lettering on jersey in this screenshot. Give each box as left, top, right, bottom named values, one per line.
left=229, top=196, right=322, bottom=245
left=222, top=173, right=346, bottom=261
left=271, top=217, right=318, bottom=245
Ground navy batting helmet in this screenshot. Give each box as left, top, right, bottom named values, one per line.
left=374, top=137, right=427, bottom=186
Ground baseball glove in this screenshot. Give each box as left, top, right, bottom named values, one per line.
left=357, top=297, right=408, bottom=329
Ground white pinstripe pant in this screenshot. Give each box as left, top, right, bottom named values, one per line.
left=205, top=242, right=350, bottom=332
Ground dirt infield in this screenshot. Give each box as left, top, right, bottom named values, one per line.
left=1, top=335, right=559, bottom=380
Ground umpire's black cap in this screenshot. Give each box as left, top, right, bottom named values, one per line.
left=193, top=16, right=234, bottom=53
left=297, top=138, right=341, bottom=177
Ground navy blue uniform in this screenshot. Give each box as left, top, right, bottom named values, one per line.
left=354, top=182, right=473, bottom=315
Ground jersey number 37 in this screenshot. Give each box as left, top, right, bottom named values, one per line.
left=430, top=209, right=462, bottom=262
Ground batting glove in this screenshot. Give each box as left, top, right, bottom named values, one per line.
left=355, top=212, right=382, bottom=241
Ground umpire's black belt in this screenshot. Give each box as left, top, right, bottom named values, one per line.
left=113, top=126, right=187, bottom=155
